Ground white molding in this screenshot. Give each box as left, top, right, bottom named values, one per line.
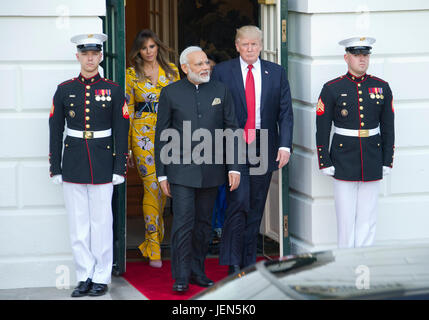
left=0, top=0, right=106, bottom=16
left=288, top=0, right=429, bottom=14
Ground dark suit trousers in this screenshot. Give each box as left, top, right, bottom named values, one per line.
left=219, top=169, right=273, bottom=268
left=169, top=183, right=218, bottom=282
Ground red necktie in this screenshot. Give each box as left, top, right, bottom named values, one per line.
left=244, top=64, right=256, bottom=144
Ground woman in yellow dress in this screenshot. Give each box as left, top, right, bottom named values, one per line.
left=126, top=29, right=180, bottom=268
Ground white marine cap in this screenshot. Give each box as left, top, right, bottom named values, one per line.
left=338, top=36, right=376, bottom=54
left=70, top=33, right=107, bottom=52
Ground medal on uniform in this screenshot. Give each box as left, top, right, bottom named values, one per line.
left=101, top=89, right=106, bottom=101
left=370, top=87, right=383, bottom=100
left=106, top=89, right=111, bottom=101
left=368, top=88, right=376, bottom=99
left=95, top=89, right=101, bottom=101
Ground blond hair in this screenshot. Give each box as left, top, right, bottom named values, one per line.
left=235, top=25, right=263, bottom=44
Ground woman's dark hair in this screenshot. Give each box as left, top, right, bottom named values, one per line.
left=128, top=29, right=178, bottom=81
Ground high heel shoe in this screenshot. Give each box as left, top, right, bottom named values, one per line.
left=149, top=259, right=162, bottom=268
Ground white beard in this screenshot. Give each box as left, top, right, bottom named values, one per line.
left=188, top=69, right=210, bottom=84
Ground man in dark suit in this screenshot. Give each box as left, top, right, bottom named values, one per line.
left=211, top=25, right=293, bottom=274
left=154, top=46, right=241, bottom=292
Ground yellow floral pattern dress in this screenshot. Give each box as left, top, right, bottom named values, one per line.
left=126, top=63, right=180, bottom=260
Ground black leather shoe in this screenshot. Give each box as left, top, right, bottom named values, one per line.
left=172, top=280, right=189, bottom=292
left=71, top=278, right=92, bottom=297
left=228, top=265, right=241, bottom=275
left=190, top=275, right=214, bottom=287
left=88, top=283, right=108, bottom=296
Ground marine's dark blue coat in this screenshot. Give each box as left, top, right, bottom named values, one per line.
left=316, top=72, right=395, bottom=181
left=49, top=73, right=129, bottom=184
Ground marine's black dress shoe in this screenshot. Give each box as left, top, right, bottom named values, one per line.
left=228, top=265, right=241, bottom=275
left=172, top=280, right=189, bottom=292
left=88, top=283, right=108, bottom=296
left=71, top=278, right=93, bottom=297
left=190, top=274, right=214, bottom=287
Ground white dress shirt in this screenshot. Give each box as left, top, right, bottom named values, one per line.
left=239, top=56, right=262, bottom=129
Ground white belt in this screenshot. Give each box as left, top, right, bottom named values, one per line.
left=67, top=128, right=112, bottom=139
left=334, top=126, right=380, bottom=138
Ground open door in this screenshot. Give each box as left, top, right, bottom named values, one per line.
left=101, top=0, right=127, bottom=275
left=258, top=0, right=290, bottom=257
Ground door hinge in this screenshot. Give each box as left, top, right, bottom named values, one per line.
left=282, top=19, right=287, bottom=43
left=283, top=215, right=289, bottom=238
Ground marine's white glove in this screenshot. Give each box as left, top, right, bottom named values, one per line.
left=321, top=166, right=335, bottom=176
left=112, top=174, right=125, bottom=185
left=51, top=174, right=63, bottom=185
left=383, top=166, right=391, bottom=176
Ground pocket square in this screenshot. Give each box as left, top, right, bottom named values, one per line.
left=212, top=97, right=221, bottom=106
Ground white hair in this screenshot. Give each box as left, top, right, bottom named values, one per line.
left=180, top=46, right=203, bottom=65
left=235, top=25, right=263, bottom=44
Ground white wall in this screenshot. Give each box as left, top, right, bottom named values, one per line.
left=288, top=0, right=429, bottom=253
left=0, top=0, right=105, bottom=289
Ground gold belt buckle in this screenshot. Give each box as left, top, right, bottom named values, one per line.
left=359, top=129, right=369, bottom=137
left=84, top=131, right=94, bottom=139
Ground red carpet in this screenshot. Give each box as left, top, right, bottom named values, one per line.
left=122, top=258, right=267, bottom=300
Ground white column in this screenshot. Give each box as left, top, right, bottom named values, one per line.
left=0, top=0, right=106, bottom=289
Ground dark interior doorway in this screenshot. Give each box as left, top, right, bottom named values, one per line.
left=124, top=0, right=260, bottom=262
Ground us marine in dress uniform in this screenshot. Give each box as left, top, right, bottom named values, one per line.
left=316, top=37, right=394, bottom=248
left=49, top=33, right=129, bottom=297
